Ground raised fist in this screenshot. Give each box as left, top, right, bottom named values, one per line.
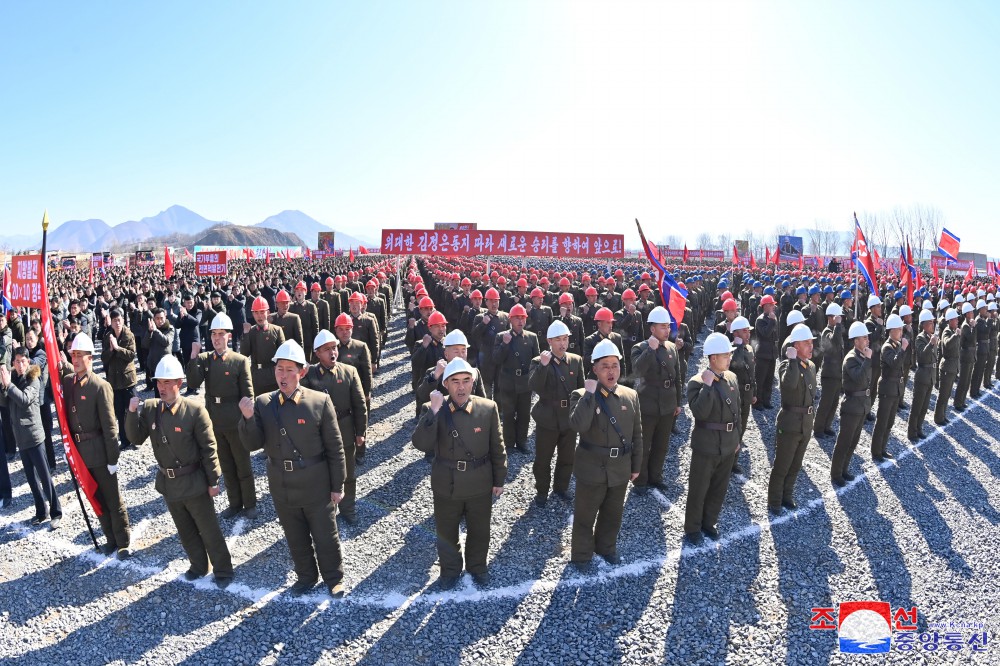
left=239, top=396, right=255, bottom=419
left=676, top=338, right=685, bottom=349
left=483, top=314, right=491, bottom=325
left=408, top=318, right=416, bottom=329
left=421, top=334, right=432, bottom=348
left=648, top=335, right=659, bottom=350
left=701, top=369, right=716, bottom=385
left=429, top=390, right=444, bottom=414
left=901, top=337, right=909, bottom=351
left=862, top=346, right=873, bottom=359
left=434, top=359, right=447, bottom=378
left=502, top=332, right=512, bottom=345
left=540, top=351, right=552, bottom=366
left=584, top=379, right=598, bottom=394
left=128, top=397, right=140, bottom=413
left=786, top=347, right=798, bottom=360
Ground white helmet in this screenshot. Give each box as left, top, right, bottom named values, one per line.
left=954, top=294, right=965, bottom=304
left=153, top=355, right=185, bottom=380
left=442, top=357, right=474, bottom=381
left=885, top=314, right=904, bottom=330
left=867, top=294, right=882, bottom=308
left=921, top=299, right=933, bottom=310
left=789, top=324, right=813, bottom=343
left=962, top=302, right=974, bottom=315
left=919, top=310, right=935, bottom=324
left=313, top=329, right=338, bottom=350
left=646, top=306, right=671, bottom=325
left=977, top=289, right=986, bottom=297
left=945, top=308, right=959, bottom=321
left=786, top=310, right=805, bottom=326
left=272, top=339, right=307, bottom=366
left=988, top=293, right=996, bottom=302
left=546, top=320, right=571, bottom=339
left=591, top=339, right=622, bottom=362
left=209, top=313, right=233, bottom=331
left=825, top=303, right=843, bottom=317
left=443, top=329, right=470, bottom=346
left=976, top=299, right=987, bottom=310
left=937, top=298, right=950, bottom=310
left=989, top=302, right=997, bottom=312
left=69, top=333, right=96, bottom=354
left=848, top=321, right=869, bottom=339
left=730, top=316, right=751, bottom=332
left=704, top=332, right=736, bottom=355
left=898, top=305, right=912, bottom=317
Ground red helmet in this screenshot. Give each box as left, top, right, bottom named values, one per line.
left=722, top=298, right=738, bottom=312
left=641, top=272, right=650, bottom=280
left=585, top=286, right=598, bottom=297
left=334, top=313, right=353, bottom=328
left=638, top=284, right=651, bottom=293
left=251, top=296, right=269, bottom=312
left=497, top=276, right=507, bottom=286
left=721, top=290, right=733, bottom=301
left=294, top=281, right=307, bottom=292
left=558, top=293, right=574, bottom=305
left=310, top=283, right=321, bottom=292
left=485, top=288, right=500, bottom=300
left=348, top=292, right=364, bottom=303
left=594, top=307, right=614, bottom=322
left=461, top=277, right=472, bottom=287
left=581, top=273, right=591, bottom=282
left=622, top=289, right=636, bottom=300
left=559, top=277, right=571, bottom=287
left=366, top=280, right=377, bottom=290
left=325, top=277, right=335, bottom=286
left=470, top=289, right=483, bottom=300
left=428, top=311, right=447, bottom=327
left=539, top=276, right=550, bottom=285
left=275, top=290, right=291, bottom=303
left=516, top=278, right=528, bottom=288
left=509, top=304, right=528, bottom=318
left=760, top=295, right=776, bottom=306
left=530, top=287, right=545, bottom=299
left=418, top=297, right=435, bottom=309
left=614, top=269, right=624, bottom=278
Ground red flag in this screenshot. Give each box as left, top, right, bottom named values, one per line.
left=699, top=248, right=704, bottom=260
left=39, top=259, right=102, bottom=516
left=966, top=261, right=976, bottom=283
left=88, top=257, right=94, bottom=285
left=798, top=253, right=804, bottom=269
left=265, top=249, right=272, bottom=265
left=765, top=247, right=770, bottom=265
left=683, top=244, right=689, bottom=264
left=183, top=247, right=193, bottom=260
left=164, top=246, right=173, bottom=279
left=750, top=252, right=758, bottom=270
left=872, top=247, right=881, bottom=269
left=349, top=247, right=355, bottom=262
left=775, top=247, right=781, bottom=265
left=359, top=246, right=369, bottom=255
left=932, top=262, right=939, bottom=281
left=732, top=245, right=739, bottom=264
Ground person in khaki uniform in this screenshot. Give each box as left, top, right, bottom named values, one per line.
left=269, top=289, right=304, bottom=351
left=934, top=308, right=961, bottom=425
left=411, top=358, right=507, bottom=590
left=568, top=339, right=642, bottom=570
left=348, top=293, right=381, bottom=370
left=684, top=332, right=741, bottom=545
left=126, top=356, right=233, bottom=586
left=768, top=324, right=817, bottom=516
left=987, top=301, right=999, bottom=387
left=239, top=339, right=348, bottom=598
left=907, top=309, right=939, bottom=441
left=101, top=308, right=139, bottom=452
left=289, top=282, right=320, bottom=363
left=528, top=320, right=584, bottom=506
left=871, top=314, right=908, bottom=462
left=241, top=295, right=285, bottom=395
left=727, top=317, right=756, bottom=476
left=334, top=313, right=374, bottom=424
left=954, top=302, right=976, bottom=411
left=187, top=312, right=257, bottom=520
left=310, top=283, right=332, bottom=333
left=830, top=322, right=873, bottom=486
left=415, top=330, right=486, bottom=405
left=629, top=306, right=682, bottom=493
left=494, top=304, right=540, bottom=454
left=302, top=330, right=368, bottom=525
left=813, top=304, right=845, bottom=439
left=62, top=333, right=132, bottom=557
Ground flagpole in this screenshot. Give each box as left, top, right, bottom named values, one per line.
left=41, top=211, right=99, bottom=549
left=853, top=214, right=859, bottom=319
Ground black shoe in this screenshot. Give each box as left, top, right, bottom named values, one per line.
left=242, top=506, right=259, bottom=520
left=824, top=429, right=836, bottom=437
left=534, top=494, right=547, bottom=508
left=955, top=405, right=966, bottom=412
left=515, top=444, right=533, bottom=455
left=437, top=575, right=459, bottom=591
left=632, top=485, right=648, bottom=496
left=843, top=472, right=856, bottom=482
left=100, top=543, right=117, bottom=556
left=781, top=499, right=798, bottom=511
left=752, top=403, right=764, bottom=411
left=30, top=516, right=44, bottom=526
left=471, top=572, right=491, bottom=588
left=117, top=547, right=132, bottom=560
left=650, top=481, right=669, bottom=492
left=832, top=477, right=846, bottom=488
left=767, top=506, right=784, bottom=518
left=683, top=531, right=704, bottom=547
left=882, top=451, right=894, bottom=460
left=934, top=420, right=948, bottom=426
left=288, top=578, right=317, bottom=595
left=553, top=490, right=573, bottom=502
left=329, top=582, right=346, bottom=598
left=917, top=432, right=926, bottom=439
left=731, top=463, right=745, bottom=476
left=355, top=448, right=366, bottom=465
left=701, top=526, right=720, bottom=541
left=908, top=435, right=920, bottom=443
left=215, top=575, right=234, bottom=589
left=596, top=552, right=621, bottom=565
left=865, top=414, right=875, bottom=422
left=184, top=569, right=206, bottom=581
left=762, top=403, right=774, bottom=410
left=220, top=506, right=242, bottom=520
left=873, top=454, right=885, bottom=462
left=898, top=402, right=910, bottom=410
left=971, top=392, right=981, bottom=399
left=570, top=560, right=595, bottom=574
left=340, top=512, right=358, bottom=526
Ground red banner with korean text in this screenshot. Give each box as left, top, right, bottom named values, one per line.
left=9, top=254, right=45, bottom=307
left=380, top=229, right=625, bottom=258
left=195, top=251, right=229, bottom=277
left=930, top=255, right=974, bottom=271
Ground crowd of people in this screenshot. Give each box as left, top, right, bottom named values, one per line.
left=0, top=250, right=997, bottom=596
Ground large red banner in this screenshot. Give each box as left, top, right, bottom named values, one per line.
left=380, top=229, right=625, bottom=258
left=195, top=251, right=228, bottom=277
left=931, top=255, right=974, bottom=271
left=9, top=254, right=45, bottom=307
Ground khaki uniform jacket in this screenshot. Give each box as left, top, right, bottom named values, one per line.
left=820, top=325, right=845, bottom=379
left=270, top=311, right=304, bottom=349
left=311, top=296, right=331, bottom=333
left=351, top=314, right=381, bottom=364
left=878, top=339, right=906, bottom=397
left=960, top=319, right=976, bottom=363
left=240, top=323, right=285, bottom=392
left=582, top=331, right=624, bottom=375
left=125, top=397, right=221, bottom=501
left=337, top=338, right=373, bottom=398
left=494, top=330, right=540, bottom=392
left=776, top=358, right=817, bottom=434
left=687, top=371, right=741, bottom=456
left=302, top=362, right=368, bottom=443
left=939, top=325, right=961, bottom=374
left=412, top=396, right=507, bottom=500
left=322, top=291, right=343, bottom=322
left=729, top=342, right=757, bottom=398
left=101, top=328, right=138, bottom=390
left=239, top=387, right=347, bottom=507
left=186, top=350, right=254, bottom=430
left=841, top=348, right=873, bottom=415
left=630, top=340, right=682, bottom=417
left=62, top=370, right=119, bottom=468
left=471, top=311, right=510, bottom=362
left=913, top=331, right=938, bottom=386
left=528, top=353, right=585, bottom=430
left=289, top=300, right=319, bottom=356
left=569, top=385, right=642, bottom=486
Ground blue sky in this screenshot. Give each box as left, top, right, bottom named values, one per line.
left=2, top=1, right=998, bottom=253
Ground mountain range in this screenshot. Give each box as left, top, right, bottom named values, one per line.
left=6, top=205, right=376, bottom=253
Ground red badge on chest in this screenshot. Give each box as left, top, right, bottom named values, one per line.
left=337, top=379, right=343, bottom=383
left=174, top=426, right=182, bottom=432
left=621, top=405, right=628, bottom=411
left=81, top=395, right=86, bottom=400
left=474, top=427, right=482, bottom=433
left=225, top=371, right=230, bottom=376
left=298, top=419, right=306, bottom=424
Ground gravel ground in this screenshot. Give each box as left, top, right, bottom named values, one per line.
left=1, top=312, right=998, bottom=664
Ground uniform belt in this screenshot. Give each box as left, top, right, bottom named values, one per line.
left=845, top=389, right=870, bottom=397
left=210, top=396, right=242, bottom=404
left=503, top=367, right=527, bottom=376
left=336, top=408, right=353, bottom=419
left=742, top=383, right=751, bottom=392
left=73, top=430, right=102, bottom=442
left=783, top=404, right=814, bottom=414
left=159, top=462, right=200, bottom=479
left=541, top=398, right=570, bottom=409
left=695, top=421, right=735, bottom=432
left=578, top=440, right=632, bottom=458
left=268, top=454, right=325, bottom=471
left=435, top=454, right=489, bottom=471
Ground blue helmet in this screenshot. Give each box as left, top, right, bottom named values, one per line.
left=763, top=286, right=775, bottom=295
left=782, top=280, right=791, bottom=288
left=894, top=290, right=904, bottom=300
left=753, top=281, right=762, bottom=289
left=719, top=281, right=729, bottom=289
left=841, top=290, right=852, bottom=300
left=796, top=286, right=806, bottom=295
left=808, top=285, right=820, bottom=296
left=823, top=285, right=834, bottom=294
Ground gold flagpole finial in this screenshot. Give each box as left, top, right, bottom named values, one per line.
left=42, top=209, right=50, bottom=232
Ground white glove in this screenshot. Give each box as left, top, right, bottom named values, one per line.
left=107, top=464, right=119, bottom=474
